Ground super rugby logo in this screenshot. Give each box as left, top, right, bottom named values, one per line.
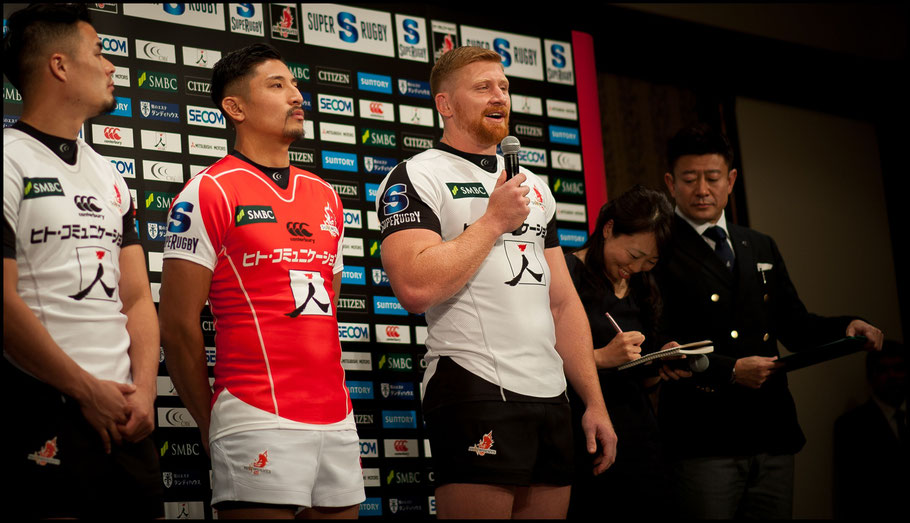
left=381, top=184, right=408, bottom=215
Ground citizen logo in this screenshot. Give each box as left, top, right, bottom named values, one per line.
left=316, top=67, right=351, bottom=87
left=402, top=134, right=434, bottom=150
left=338, top=296, right=367, bottom=311
left=74, top=195, right=102, bottom=212
left=289, top=148, right=315, bottom=165
left=513, top=123, right=544, bottom=138
left=104, top=127, right=121, bottom=140
left=185, top=76, right=212, bottom=96
left=286, top=222, right=313, bottom=237
left=329, top=181, right=358, bottom=199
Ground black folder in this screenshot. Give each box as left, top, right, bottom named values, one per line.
left=777, top=336, right=868, bottom=372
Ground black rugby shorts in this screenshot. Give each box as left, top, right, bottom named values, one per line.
left=6, top=361, right=164, bottom=519
left=424, top=399, right=574, bottom=487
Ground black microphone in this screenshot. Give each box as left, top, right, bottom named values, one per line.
left=501, top=136, right=520, bottom=180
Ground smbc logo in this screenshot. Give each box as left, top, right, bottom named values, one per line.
left=361, top=129, right=396, bottom=148
left=378, top=353, right=412, bottom=371
left=287, top=62, right=310, bottom=81
left=138, top=71, right=178, bottom=92
left=553, top=178, right=584, bottom=196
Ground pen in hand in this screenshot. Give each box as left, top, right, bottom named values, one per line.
left=605, top=312, right=622, bottom=334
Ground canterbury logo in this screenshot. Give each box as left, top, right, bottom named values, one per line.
left=393, top=440, right=408, bottom=451
left=286, top=222, right=313, bottom=237
left=369, top=102, right=383, bottom=114
left=385, top=326, right=400, bottom=337
left=103, top=127, right=121, bottom=140
left=74, top=195, right=102, bottom=212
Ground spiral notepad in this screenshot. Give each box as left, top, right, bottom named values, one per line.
left=617, top=340, right=714, bottom=371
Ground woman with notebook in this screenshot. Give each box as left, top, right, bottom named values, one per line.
left=564, top=185, right=687, bottom=519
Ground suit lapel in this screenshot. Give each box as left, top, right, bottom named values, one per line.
left=672, top=215, right=735, bottom=287
left=729, top=224, right=755, bottom=291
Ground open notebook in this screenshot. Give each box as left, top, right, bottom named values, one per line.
left=617, top=340, right=714, bottom=371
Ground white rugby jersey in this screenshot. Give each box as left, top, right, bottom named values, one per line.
left=3, top=128, right=135, bottom=383
left=376, top=144, right=566, bottom=398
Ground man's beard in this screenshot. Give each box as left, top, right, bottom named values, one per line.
left=459, top=105, right=509, bottom=146
left=283, top=123, right=306, bottom=141
left=97, top=94, right=117, bottom=116
left=283, top=111, right=306, bottom=140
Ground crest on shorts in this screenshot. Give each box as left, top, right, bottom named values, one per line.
left=245, top=450, right=272, bottom=475
left=467, top=430, right=497, bottom=456
left=27, top=436, right=61, bottom=466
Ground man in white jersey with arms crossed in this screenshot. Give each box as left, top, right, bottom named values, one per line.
left=3, top=4, right=162, bottom=518
left=159, top=43, right=364, bottom=519
left=376, top=46, right=617, bottom=519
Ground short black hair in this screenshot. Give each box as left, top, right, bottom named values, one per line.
left=210, top=43, right=284, bottom=119
left=666, top=123, right=735, bottom=173
left=3, top=3, right=92, bottom=93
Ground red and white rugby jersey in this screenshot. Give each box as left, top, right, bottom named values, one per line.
left=163, top=154, right=351, bottom=441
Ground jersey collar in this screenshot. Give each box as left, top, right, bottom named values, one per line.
left=230, top=150, right=290, bottom=190
left=435, top=142, right=499, bottom=174
left=11, top=121, right=78, bottom=165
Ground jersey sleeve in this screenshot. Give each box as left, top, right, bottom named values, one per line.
left=376, top=161, right=442, bottom=241
left=113, top=171, right=140, bottom=248
left=3, top=154, right=24, bottom=241
left=162, top=174, right=229, bottom=271
left=332, top=189, right=344, bottom=274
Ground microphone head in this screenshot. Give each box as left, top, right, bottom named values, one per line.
left=688, top=354, right=710, bottom=373
left=500, top=135, right=521, bottom=155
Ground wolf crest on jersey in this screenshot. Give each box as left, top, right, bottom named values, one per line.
left=163, top=154, right=351, bottom=440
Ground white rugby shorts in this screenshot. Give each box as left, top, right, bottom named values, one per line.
left=210, top=428, right=365, bottom=509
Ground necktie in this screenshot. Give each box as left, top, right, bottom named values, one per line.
left=703, top=226, right=735, bottom=271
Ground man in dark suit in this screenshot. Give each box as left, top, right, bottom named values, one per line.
left=834, top=340, right=907, bottom=519
left=656, top=124, right=884, bottom=519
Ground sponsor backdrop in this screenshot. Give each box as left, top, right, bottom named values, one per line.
left=3, top=3, right=595, bottom=519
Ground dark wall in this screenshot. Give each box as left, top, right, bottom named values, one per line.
left=578, top=4, right=908, bottom=340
